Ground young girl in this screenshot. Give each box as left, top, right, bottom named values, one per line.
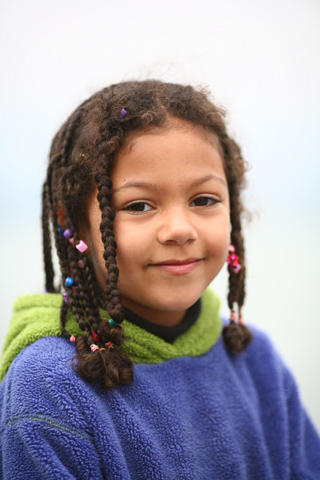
left=0, top=80, right=319, bottom=479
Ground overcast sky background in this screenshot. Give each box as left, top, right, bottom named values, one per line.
left=0, top=0, right=319, bottom=430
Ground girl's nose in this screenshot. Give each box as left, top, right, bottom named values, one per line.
left=157, top=210, right=198, bottom=245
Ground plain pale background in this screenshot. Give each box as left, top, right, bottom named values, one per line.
left=0, top=0, right=319, bottom=432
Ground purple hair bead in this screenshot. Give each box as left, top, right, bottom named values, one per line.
left=119, top=108, right=128, bottom=120
left=63, top=228, right=73, bottom=239
left=62, top=292, right=68, bottom=303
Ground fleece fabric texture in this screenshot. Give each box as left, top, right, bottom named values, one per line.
left=0, top=289, right=220, bottom=380
left=1, top=292, right=320, bottom=479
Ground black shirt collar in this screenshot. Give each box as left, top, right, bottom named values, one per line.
left=123, top=299, right=201, bottom=344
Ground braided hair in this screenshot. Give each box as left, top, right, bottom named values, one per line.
left=42, top=80, right=252, bottom=390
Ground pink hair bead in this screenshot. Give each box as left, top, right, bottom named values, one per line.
left=72, top=286, right=79, bottom=296
left=69, top=237, right=75, bottom=245
left=76, top=240, right=88, bottom=253
left=232, top=264, right=242, bottom=274
left=70, top=335, right=76, bottom=343
left=226, top=244, right=241, bottom=275
left=77, top=259, right=84, bottom=268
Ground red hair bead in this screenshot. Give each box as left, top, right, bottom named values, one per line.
left=92, top=331, right=99, bottom=342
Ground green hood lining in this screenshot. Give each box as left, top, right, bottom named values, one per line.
left=0, top=289, right=221, bottom=381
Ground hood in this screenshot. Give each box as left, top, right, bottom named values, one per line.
left=0, top=289, right=221, bottom=381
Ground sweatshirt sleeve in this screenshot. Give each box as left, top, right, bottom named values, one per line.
left=283, top=366, right=320, bottom=479
left=0, top=338, right=104, bottom=480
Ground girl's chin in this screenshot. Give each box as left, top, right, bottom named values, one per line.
left=157, top=301, right=199, bottom=312
left=123, top=296, right=202, bottom=315
left=110, top=286, right=201, bottom=309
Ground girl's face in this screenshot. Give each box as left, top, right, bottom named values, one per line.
left=86, top=123, right=230, bottom=326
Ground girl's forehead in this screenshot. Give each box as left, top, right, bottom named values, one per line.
left=111, top=124, right=227, bottom=189
left=119, top=120, right=221, bottom=157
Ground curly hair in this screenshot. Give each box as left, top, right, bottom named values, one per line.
left=42, top=80, right=252, bottom=390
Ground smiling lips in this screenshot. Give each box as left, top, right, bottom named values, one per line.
left=149, top=258, right=203, bottom=274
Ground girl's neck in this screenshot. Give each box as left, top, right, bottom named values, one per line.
left=94, top=284, right=187, bottom=326
left=121, top=298, right=187, bottom=327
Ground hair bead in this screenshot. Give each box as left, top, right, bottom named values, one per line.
left=238, top=307, right=243, bottom=325
left=227, top=244, right=242, bottom=274
left=119, top=108, right=128, bottom=120
left=63, top=228, right=73, bottom=239
left=72, top=286, right=79, bottom=296
left=65, top=277, right=74, bottom=287
left=44, top=80, right=249, bottom=388
left=57, top=208, right=64, bottom=224
left=76, top=240, right=88, bottom=253
left=229, top=308, right=236, bottom=323
left=92, top=330, right=99, bottom=342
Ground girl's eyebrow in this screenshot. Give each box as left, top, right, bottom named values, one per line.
left=112, top=174, right=227, bottom=194
left=192, top=174, right=227, bottom=188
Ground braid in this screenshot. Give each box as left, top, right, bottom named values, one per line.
left=44, top=88, right=133, bottom=389
left=43, top=80, right=252, bottom=390
left=94, top=94, right=125, bottom=323
left=42, top=181, right=55, bottom=293
left=96, top=174, right=123, bottom=323
left=221, top=136, right=252, bottom=353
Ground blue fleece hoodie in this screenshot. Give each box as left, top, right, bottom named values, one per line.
left=0, top=290, right=319, bottom=479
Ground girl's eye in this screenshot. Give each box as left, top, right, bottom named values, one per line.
left=124, top=202, right=152, bottom=212
left=191, top=196, right=217, bottom=207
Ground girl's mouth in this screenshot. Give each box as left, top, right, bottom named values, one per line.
left=149, top=258, right=203, bottom=274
